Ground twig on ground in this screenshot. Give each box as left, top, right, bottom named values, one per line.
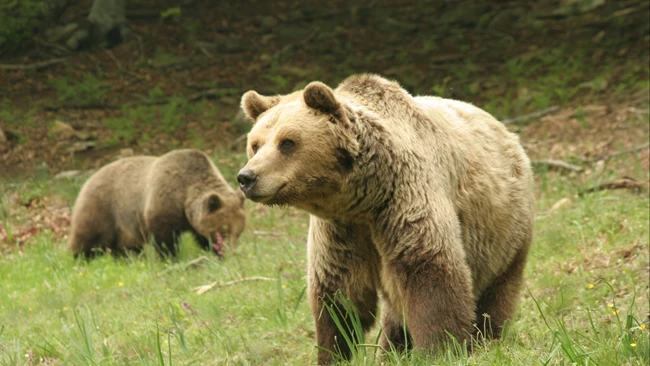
left=501, top=106, right=559, bottom=125
left=531, top=159, right=584, bottom=173
left=0, top=57, right=67, bottom=71
left=579, top=176, right=647, bottom=196
left=193, top=41, right=214, bottom=59
left=627, top=107, right=649, bottom=115
left=33, top=38, right=71, bottom=56
left=105, top=49, right=145, bottom=79
left=135, top=34, right=144, bottom=59
left=186, top=88, right=240, bottom=101
left=157, top=256, right=211, bottom=275
left=268, top=31, right=318, bottom=65
left=44, top=103, right=119, bottom=111
left=252, top=230, right=284, bottom=237
left=195, top=276, right=275, bottom=295
left=229, top=133, right=248, bottom=150
left=585, top=142, right=650, bottom=162
left=184, top=255, right=210, bottom=269
left=105, top=50, right=122, bottom=70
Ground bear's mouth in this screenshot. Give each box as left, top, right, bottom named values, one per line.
left=249, top=183, right=287, bottom=204
left=210, top=232, right=225, bottom=257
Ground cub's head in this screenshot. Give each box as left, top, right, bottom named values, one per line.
left=236, top=82, right=359, bottom=210
left=186, top=189, right=246, bottom=256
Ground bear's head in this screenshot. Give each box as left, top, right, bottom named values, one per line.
left=236, top=82, right=359, bottom=213
left=185, top=189, right=246, bottom=255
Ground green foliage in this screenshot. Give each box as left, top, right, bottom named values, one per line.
left=160, top=7, right=182, bottom=22
left=0, top=100, right=33, bottom=128
left=49, top=75, right=109, bottom=104
left=103, top=116, right=135, bottom=146
left=0, top=0, right=44, bottom=49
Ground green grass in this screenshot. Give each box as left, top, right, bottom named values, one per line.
left=0, top=150, right=647, bottom=365
left=49, top=75, right=109, bottom=105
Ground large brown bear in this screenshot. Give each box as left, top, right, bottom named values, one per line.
left=69, top=149, right=246, bottom=259
left=237, top=74, right=535, bottom=364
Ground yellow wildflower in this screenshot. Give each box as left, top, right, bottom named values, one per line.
left=63, top=307, right=68, bottom=311
left=630, top=343, right=637, bottom=347
left=79, top=272, right=83, bottom=276
left=640, top=324, right=646, bottom=330
left=118, top=282, right=124, bottom=287
left=588, top=283, right=594, bottom=289
left=607, top=303, right=614, bottom=308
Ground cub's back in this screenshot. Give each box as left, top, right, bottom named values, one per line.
left=72, top=156, right=156, bottom=226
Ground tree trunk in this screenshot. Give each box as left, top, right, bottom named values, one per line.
left=66, top=0, right=129, bottom=50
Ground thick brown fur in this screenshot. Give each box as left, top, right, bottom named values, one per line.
left=69, top=149, right=246, bottom=259
left=239, top=74, right=535, bottom=364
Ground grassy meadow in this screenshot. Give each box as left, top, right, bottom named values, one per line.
left=0, top=2, right=648, bottom=363
left=0, top=147, right=648, bottom=365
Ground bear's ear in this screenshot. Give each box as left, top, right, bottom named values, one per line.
left=241, top=91, right=280, bottom=121
left=205, top=194, right=221, bottom=213
left=303, top=81, right=341, bottom=116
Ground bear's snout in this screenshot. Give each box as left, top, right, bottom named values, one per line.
left=237, top=169, right=258, bottom=195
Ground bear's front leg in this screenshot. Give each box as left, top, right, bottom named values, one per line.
left=145, top=213, right=181, bottom=258
left=379, top=210, right=476, bottom=355
left=307, top=217, right=380, bottom=365
left=402, top=253, right=474, bottom=352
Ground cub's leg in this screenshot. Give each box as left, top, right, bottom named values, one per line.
left=145, top=214, right=181, bottom=258
left=308, top=218, right=380, bottom=365
left=70, top=228, right=116, bottom=259
left=475, top=243, right=531, bottom=339
left=69, top=212, right=116, bottom=259
left=192, top=232, right=211, bottom=251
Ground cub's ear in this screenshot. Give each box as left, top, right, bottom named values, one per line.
left=241, top=91, right=280, bottom=121
left=303, top=81, right=340, bottom=116
left=205, top=194, right=221, bottom=212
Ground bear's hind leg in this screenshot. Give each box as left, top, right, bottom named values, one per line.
left=70, top=229, right=116, bottom=259
left=309, top=220, right=380, bottom=365
left=474, top=245, right=530, bottom=339
left=311, top=275, right=378, bottom=364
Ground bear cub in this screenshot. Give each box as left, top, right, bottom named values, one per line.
left=69, top=149, right=246, bottom=259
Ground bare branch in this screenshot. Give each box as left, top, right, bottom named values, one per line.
left=532, top=159, right=584, bottom=172
left=587, top=142, right=650, bottom=162
left=0, top=58, right=67, bottom=71
left=501, top=106, right=559, bottom=125
left=579, top=177, right=647, bottom=196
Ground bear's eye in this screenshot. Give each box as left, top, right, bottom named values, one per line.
left=251, top=143, right=259, bottom=154
left=279, top=139, right=296, bottom=154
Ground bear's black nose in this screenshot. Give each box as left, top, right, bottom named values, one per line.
left=237, top=169, right=258, bottom=193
